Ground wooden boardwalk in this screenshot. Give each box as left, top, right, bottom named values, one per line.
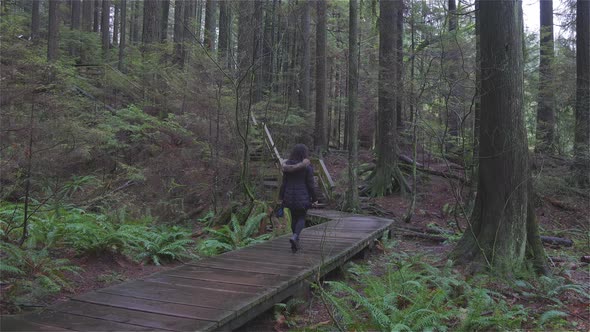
left=1, top=210, right=392, bottom=331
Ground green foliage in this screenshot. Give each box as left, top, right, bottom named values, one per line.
left=274, top=298, right=305, bottom=328
left=0, top=242, right=81, bottom=306
left=132, top=225, right=197, bottom=265
left=1, top=202, right=195, bottom=265
left=199, top=212, right=271, bottom=255
left=322, top=256, right=532, bottom=331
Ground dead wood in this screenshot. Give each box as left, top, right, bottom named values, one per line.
left=540, top=236, right=573, bottom=247
left=581, top=256, right=590, bottom=263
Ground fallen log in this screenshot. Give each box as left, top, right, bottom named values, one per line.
left=398, top=154, right=424, bottom=168
left=540, top=236, right=573, bottom=247
left=581, top=256, right=590, bottom=264
left=401, top=232, right=447, bottom=242
left=399, top=163, right=467, bottom=184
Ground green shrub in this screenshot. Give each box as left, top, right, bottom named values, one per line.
left=132, top=225, right=197, bottom=265
left=0, top=242, right=81, bottom=307
left=199, top=212, right=271, bottom=255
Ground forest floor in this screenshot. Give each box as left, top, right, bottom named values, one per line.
left=241, top=150, right=590, bottom=331
left=3, top=150, right=588, bottom=330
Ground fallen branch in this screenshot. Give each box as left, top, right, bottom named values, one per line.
left=542, top=196, right=578, bottom=211
left=401, top=232, right=446, bottom=242
left=399, top=163, right=467, bottom=184
left=540, top=236, right=573, bottom=247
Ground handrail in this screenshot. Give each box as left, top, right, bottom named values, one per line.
left=251, top=114, right=283, bottom=165
left=250, top=114, right=335, bottom=201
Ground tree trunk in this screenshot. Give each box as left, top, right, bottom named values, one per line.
left=131, top=0, right=141, bottom=44
left=218, top=0, right=230, bottom=66
left=93, top=0, right=100, bottom=32
left=182, top=0, right=196, bottom=67
left=238, top=0, right=253, bottom=77
left=101, top=0, right=110, bottom=53
left=314, top=0, right=328, bottom=153
left=70, top=0, right=81, bottom=56
left=173, top=0, right=184, bottom=64
left=113, top=2, right=119, bottom=46
left=370, top=0, right=407, bottom=196
left=574, top=0, right=590, bottom=188
left=535, top=0, right=556, bottom=153
left=47, top=0, right=60, bottom=62
left=118, top=0, right=127, bottom=71
left=345, top=0, right=360, bottom=211
left=452, top=0, right=547, bottom=275
left=299, top=0, right=311, bottom=112
left=204, top=0, right=217, bottom=51
left=71, top=0, right=81, bottom=30
left=251, top=0, right=264, bottom=103
left=142, top=0, right=160, bottom=45
left=396, top=1, right=404, bottom=129
left=161, top=0, right=169, bottom=42
left=31, top=0, right=40, bottom=39
left=446, top=0, right=460, bottom=142
left=82, top=0, right=92, bottom=31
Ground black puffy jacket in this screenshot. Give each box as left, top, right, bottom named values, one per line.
left=279, top=159, right=318, bottom=211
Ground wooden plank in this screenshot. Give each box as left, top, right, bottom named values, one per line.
left=162, top=265, right=291, bottom=287
left=145, top=273, right=263, bottom=294
left=73, top=291, right=231, bottom=322
left=0, top=316, right=69, bottom=332
left=215, top=253, right=316, bottom=268
left=25, top=309, right=154, bottom=331
left=98, top=280, right=255, bottom=311
left=188, top=257, right=306, bottom=276
left=53, top=301, right=215, bottom=331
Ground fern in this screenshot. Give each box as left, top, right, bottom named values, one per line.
left=199, top=212, right=271, bottom=255
left=538, top=309, right=569, bottom=328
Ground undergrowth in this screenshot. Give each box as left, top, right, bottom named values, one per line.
left=317, top=251, right=581, bottom=331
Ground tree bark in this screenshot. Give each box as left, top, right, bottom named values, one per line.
left=173, top=0, right=184, bottom=64
left=31, top=0, right=40, bottom=39
left=204, top=0, right=217, bottom=51
left=182, top=0, right=196, bottom=67
left=82, top=0, right=92, bottom=31
left=218, top=0, right=231, bottom=68
left=345, top=0, right=360, bottom=211
left=446, top=0, right=461, bottom=141
left=370, top=0, right=407, bottom=196
left=314, top=0, right=328, bottom=153
left=299, top=0, right=311, bottom=112
left=113, top=2, right=119, bottom=46
left=161, top=0, right=170, bottom=42
left=71, top=0, right=81, bottom=30
left=101, top=0, right=110, bottom=53
left=535, top=0, right=556, bottom=153
left=93, top=0, right=100, bottom=32
left=131, top=0, right=141, bottom=44
left=70, top=0, right=81, bottom=56
left=574, top=0, right=590, bottom=188
left=142, top=0, right=160, bottom=45
left=452, top=0, right=547, bottom=275
left=47, top=0, right=60, bottom=62
left=238, top=0, right=253, bottom=77
left=118, top=0, right=127, bottom=71
left=396, top=1, right=404, bottom=129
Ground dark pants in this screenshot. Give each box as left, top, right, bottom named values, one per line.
left=290, top=209, right=307, bottom=239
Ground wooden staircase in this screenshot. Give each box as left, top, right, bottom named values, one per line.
left=249, top=115, right=335, bottom=206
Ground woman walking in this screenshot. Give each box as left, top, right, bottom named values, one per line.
left=279, top=144, right=318, bottom=253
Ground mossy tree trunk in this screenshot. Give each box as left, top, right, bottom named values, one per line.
left=370, top=0, right=408, bottom=197
left=452, top=0, right=547, bottom=275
